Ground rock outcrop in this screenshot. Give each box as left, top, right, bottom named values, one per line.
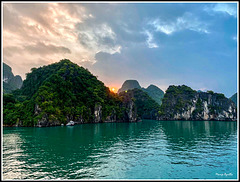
left=94, top=104, right=102, bottom=123
left=119, top=91, right=138, bottom=122
left=3, top=63, right=23, bottom=93
left=158, top=85, right=237, bottom=121
left=104, top=109, right=117, bottom=122
left=119, top=88, right=160, bottom=120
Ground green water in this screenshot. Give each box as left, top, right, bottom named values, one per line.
left=3, top=120, right=238, bottom=179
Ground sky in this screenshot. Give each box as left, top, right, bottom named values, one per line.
left=2, top=2, right=238, bottom=97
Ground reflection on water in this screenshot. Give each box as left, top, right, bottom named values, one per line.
left=160, top=120, right=237, bottom=147
left=158, top=121, right=237, bottom=179
left=3, top=120, right=237, bottom=179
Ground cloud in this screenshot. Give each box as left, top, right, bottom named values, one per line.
left=143, top=31, right=158, bottom=48
left=24, top=42, right=71, bottom=55
left=77, top=23, right=121, bottom=54
left=149, top=19, right=175, bottom=35
left=3, top=46, right=23, bottom=57
left=3, top=3, right=102, bottom=78
left=212, top=3, right=237, bottom=17
left=2, top=3, right=237, bottom=97
left=204, top=3, right=237, bottom=18
left=148, top=12, right=209, bottom=35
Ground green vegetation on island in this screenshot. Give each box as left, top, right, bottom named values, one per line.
left=143, top=84, right=165, bottom=105
left=4, top=60, right=128, bottom=126
left=158, top=85, right=237, bottom=121
left=119, top=88, right=161, bottom=120
left=3, top=60, right=237, bottom=127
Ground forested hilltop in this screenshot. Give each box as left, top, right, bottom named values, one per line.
left=158, top=85, right=237, bottom=121
left=3, top=59, right=237, bottom=127
left=3, top=59, right=159, bottom=127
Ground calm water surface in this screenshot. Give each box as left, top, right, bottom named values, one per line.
left=3, top=120, right=238, bottom=179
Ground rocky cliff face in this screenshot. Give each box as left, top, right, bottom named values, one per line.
left=94, top=104, right=102, bottom=123
left=94, top=94, right=139, bottom=123
left=119, top=91, right=138, bottom=122
left=35, top=100, right=138, bottom=127
left=3, top=63, right=23, bottom=93
left=158, top=85, right=237, bottom=121
left=119, top=88, right=160, bottom=120
left=3, top=63, right=14, bottom=81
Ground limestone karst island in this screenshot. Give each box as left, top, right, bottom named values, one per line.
left=2, top=2, right=238, bottom=180
left=3, top=59, right=237, bottom=127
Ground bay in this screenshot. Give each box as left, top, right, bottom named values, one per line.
left=3, top=120, right=238, bottom=179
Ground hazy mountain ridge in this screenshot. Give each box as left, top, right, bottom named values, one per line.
left=117, top=80, right=141, bottom=93
left=118, top=80, right=164, bottom=105
left=3, top=63, right=23, bottom=93
left=230, top=93, right=237, bottom=106
left=143, top=85, right=164, bottom=105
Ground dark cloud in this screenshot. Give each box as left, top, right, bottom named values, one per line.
left=76, top=22, right=121, bottom=54
left=24, top=42, right=71, bottom=55
left=78, top=33, right=91, bottom=48
left=76, top=4, right=146, bottom=48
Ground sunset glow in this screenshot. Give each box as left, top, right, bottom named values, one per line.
left=2, top=2, right=237, bottom=97
left=2, top=2, right=238, bottom=180
left=110, top=87, right=117, bottom=93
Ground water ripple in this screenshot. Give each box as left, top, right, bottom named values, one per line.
left=3, top=120, right=237, bottom=179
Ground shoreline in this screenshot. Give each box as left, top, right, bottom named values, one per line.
left=2, top=119, right=237, bottom=128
